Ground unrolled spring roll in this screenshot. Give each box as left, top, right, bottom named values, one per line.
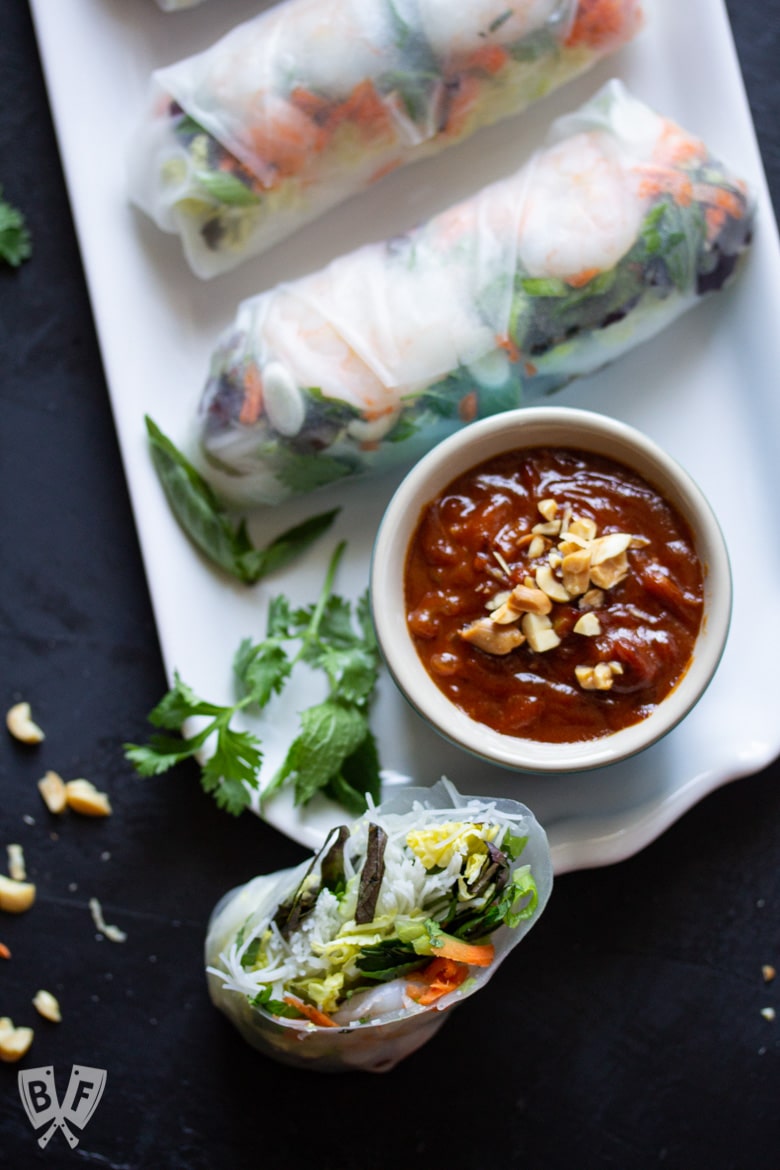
left=129, top=0, right=643, bottom=276
left=196, top=81, right=754, bottom=506
left=205, top=780, right=552, bottom=1072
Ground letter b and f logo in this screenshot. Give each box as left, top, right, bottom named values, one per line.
left=19, top=1065, right=107, bottom=1149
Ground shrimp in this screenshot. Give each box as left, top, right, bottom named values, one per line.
left=564, top=0, right=644, bottom=52
left=417, top=0, right=565, bottom=58
left=262, top=287, right=394, bottom=419
left=516, top=129, right=646, bottom=283
left=330, top=977, right=417, bottom=1025
left=261, top=240, right=494, bottom=423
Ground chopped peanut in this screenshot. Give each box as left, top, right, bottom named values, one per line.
left=460, top=618, right=525, bottom=656
left=65, top=779, right=112, bottom=818
left=531, top=519, right=561, bottom=537
left=575, top=661, right=623, bottom=691
left=573, top=612, right=602, bottom=637
left=460, top=496, right=650, bottom=663
left=561, top=549, right=592, bottom=596
left=590, top=551, right=629, bottom=590
left=38, top=770, right=68, bottom=814
left=0, top=1018, right=34, bottom=1063
left=88, top=897, right=127, bottom=943
left=33, top=990, right=62, bottom=1023
left=0, top=874, right=36, bottom=914
left=7, top=844, right=26, bottom=882
left=507, top=582, right=552, bottom=616
left=6, top=702, right=44, bottom=745
left=521, top=612, right=561, bottom=653
left=579, top=588, right=606, bottom=610
left=535, top=564, right=571, bottom=604
left=568, top=517, right=598, bottom=542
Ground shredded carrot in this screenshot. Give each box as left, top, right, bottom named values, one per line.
left=433, top=935, right=495, bottom=967
left=566, top=267, right=602, bottom=289
left=282, top=995, right=338, bottom=1027
left=635, top=165, right=693, bottom=207
left=360, top=439, right=381, bottom=452
left=458, top=390, right=478, bottom=423
left=524, top=361, right=538, bottom=378
left=693, top=185, right=745, bottom=220
left=564, top=0, right=639, bottom=50
left=289, top=86, right=332, bottom=124
left=406, top=957, right=470, bottom=1006
left=655, top=123, right=707, bottom=167
left=361, top=403, right=397, bottom=423
left=495, top=333, right=521, bottom=364
left=463, top=43, right=509, bottom=77
left=249, top=106, right=326, bottom=176
left=333, top=79, right=394, bottom=142
left=240, top=363, right=264, bottom=426
left=705, top=206, right=727, bottom=240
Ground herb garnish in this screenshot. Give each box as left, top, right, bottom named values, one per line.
left=145, top=416, right=338, bottom=584
left=124, top=541, right=382, bottom=815
left=0, top=186, right=32, bottom=267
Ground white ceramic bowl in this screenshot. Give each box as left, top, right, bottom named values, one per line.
left=370, top=406, right=732, bottom=773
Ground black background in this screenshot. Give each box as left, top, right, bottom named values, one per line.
left=1, top=3, right=779, bottom=1168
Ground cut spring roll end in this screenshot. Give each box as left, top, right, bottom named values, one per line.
left=195, top=80, right=754, bottom=508
left=205, top=779, right=553, bottom=1073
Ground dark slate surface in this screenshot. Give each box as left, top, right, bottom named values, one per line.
left=1, top=3, right=778, bottom=1167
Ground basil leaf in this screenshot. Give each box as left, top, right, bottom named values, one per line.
left=146, top=415, right=250, bottom=579
left=145, top=416, right=338, bottom=584
left=238, top=508, right=340, bottom=581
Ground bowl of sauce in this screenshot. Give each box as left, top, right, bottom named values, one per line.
left=371, top=407, right=732, bottom=772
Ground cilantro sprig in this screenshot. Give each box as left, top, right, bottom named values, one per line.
left=0, top=186, right=31, bottom=268
left=124, top=541, right=382, bottom=815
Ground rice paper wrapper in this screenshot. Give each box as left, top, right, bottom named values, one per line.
left=195, top=80, right=755, bottom=506
left=128, top=0, right=642, bottom=276
left=205, top=779, right=553, bottom=1073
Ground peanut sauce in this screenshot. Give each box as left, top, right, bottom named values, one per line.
left=404, top=448, right=704, bottom=743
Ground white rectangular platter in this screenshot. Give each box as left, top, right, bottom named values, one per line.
left=30, top=0, right=780, bottom=872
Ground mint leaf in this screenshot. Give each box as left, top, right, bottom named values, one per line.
left=272, top=699, right=369, bottom=807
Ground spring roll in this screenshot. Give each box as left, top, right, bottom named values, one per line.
left=129, top=0, right=642, bottom=276
left=196, top=81, right=754, bottom=506
left=205, top=779, right=552, bottom=1072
